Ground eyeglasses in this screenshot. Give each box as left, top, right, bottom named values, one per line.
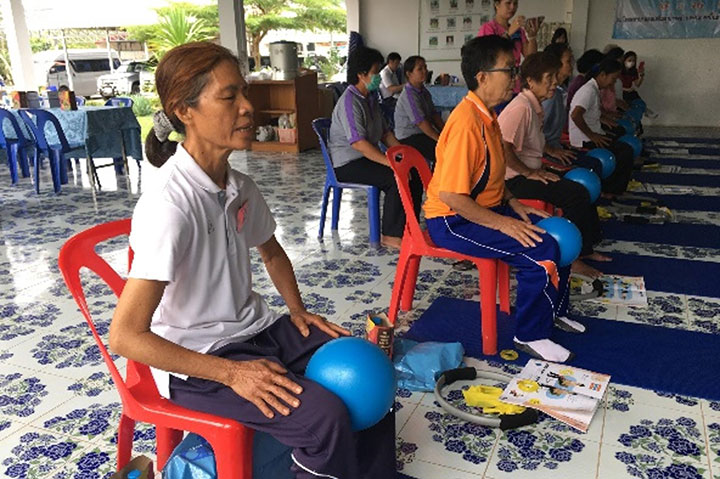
left=483, top=66, right=521, bottom=77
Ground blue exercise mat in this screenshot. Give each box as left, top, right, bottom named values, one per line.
left=646, top=157, right=720, bottom=169
left=646, top=136, right=720, bottom=144
left=641, top=194, right=720, bottom=212
left=405, top=297, right=720, bottom=401
left=602, top=221, right=720, bottom=248
left=585, top=252, right=720, bottom=297
left=634, top=172, right=720, bottom=187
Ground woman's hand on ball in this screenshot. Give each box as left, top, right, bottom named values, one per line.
left=227, top=359, right=303, bottom=419
left=290, top=309, right=350, bottom=339
left=495, top=212, right=546, bottom=248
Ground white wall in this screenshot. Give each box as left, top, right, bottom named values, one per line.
left=581, top=1, right=720, bottom=127
left=358, top=0, right=420, bottom=58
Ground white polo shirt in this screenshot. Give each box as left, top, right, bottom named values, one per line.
left=380, top=64, right=401, bottom=100
left=569, top=78, right=603, bottom=148
left=129, top=144, right=280, bottom=397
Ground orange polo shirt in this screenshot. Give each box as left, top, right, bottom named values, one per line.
left=424, top=91, right=507, bottom=219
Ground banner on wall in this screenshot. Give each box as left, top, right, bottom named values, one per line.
left=613, top=0, right=720, bottom=39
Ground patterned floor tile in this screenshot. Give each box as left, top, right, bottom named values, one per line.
left=706, top=413, right=720, bottom=479
left=398, top=457, right=483, bottom=479
left=0, top=364, right=76, bottom=426
left=485, top=430, right=600, bottom=478
left=397, top=403, right=499, bottom=475
left=688, top=296, right=720, bottom=335
left=597, top=441, right=711, bottom=479
left=614, top=291, right=689, bottom=329
left=607, top=384, right=703, bottom=415
left=0, top=425, right=96, bottom=479
left=598, top=240, right=720, bottom=264
left=601, top=402, right=709, bottom=478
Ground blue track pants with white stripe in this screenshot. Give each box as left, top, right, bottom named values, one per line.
left=426, top=205, right=570, bottom=342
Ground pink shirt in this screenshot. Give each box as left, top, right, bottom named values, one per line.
left=478, top=20, right=527, bottom=93
left=600, top=87, right=617, bottom=112
left=497, top=89, right=545, bottom=179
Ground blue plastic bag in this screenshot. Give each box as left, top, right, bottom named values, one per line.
left=163, top=432, right=293, bottom=479
left=393, top=338, right=464, bottom=391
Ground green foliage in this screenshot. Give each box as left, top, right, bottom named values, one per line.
left=126, top=2, right=219, bottom=60
left=150, top=6, right=216, bottom=59
left=130, top=95, right=155, bottom=116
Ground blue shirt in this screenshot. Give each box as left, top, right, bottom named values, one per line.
left=541, top=85, right=568, bottom=149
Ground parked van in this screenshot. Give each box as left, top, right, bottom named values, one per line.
left=44, top=49, right=121, bottom=97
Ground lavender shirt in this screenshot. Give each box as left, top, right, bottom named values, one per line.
left=328, top=85, right=389, bottom=168
left=394, top=83, right=438, bottom=140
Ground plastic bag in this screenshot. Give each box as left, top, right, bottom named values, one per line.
left=393, top=338, right=464, bottom=391
left=163, top=432, right=293, bottom=479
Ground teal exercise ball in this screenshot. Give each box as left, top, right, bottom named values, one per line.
left=537, top=217, right=582, bottom=267
left=305, top=337, right=396, bottom=431
left=618, top=134, right=643, bottom=158
left=564, top=168, right=601, bottom=203
left=617, top=118, right=635, bottom=135
left=585, top=148, right=616, bottom=178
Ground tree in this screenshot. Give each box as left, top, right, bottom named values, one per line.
left=245, top=0, right=346, bottom=70
left=126, top=3, right=219, bottom=60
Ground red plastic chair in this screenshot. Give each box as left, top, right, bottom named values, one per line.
left=517, top=198, right=555, bottom=215
left=58, top=219, right=253, bottom=477
left=385, top=146, right=511, bottom=356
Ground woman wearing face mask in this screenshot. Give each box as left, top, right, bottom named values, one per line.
left=498, top=51, right=608, bottom=280
left=478, top=0, right=541, bottom=94
left=328, top=46, right=422, bottom=249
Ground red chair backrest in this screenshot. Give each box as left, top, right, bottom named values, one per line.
left=57, top=219, right=161, bottom=410
left=386, top=145, right=432, bottom=240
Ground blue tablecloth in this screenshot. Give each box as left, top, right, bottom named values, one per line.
left=2, top=106, right=142, bottom=160
left=427, top=85, right=467, bottom=111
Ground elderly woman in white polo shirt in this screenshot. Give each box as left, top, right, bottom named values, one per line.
left=109, top=42, right=395, bottom=479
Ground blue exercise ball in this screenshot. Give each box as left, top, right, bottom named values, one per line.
left=627, top=106, right=644, bottom=123
left=631, top=98, right=647, bottom=113
left=536, top=217, right=582, bottom=267
left=618, top=134, right=643, bottom=158
left=305, top=337, right=396, bottom=431
left=585, top=148, right=616, bottom=178
left=564, top=168, right=601, bottom=203
left=617, top=118, right=635, bottom=135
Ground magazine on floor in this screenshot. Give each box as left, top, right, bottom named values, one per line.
left=499, top=360, right=611, bottom=433
left=590, top=275, right=648, bottom=307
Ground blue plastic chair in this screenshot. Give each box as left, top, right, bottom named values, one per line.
left=105, top=97, right=133, bottom=108
left=18, top=109, right=85, bottom=194
left=312, top=118, right=381, bottom=245
left=0, top=109, right=34, bottom=185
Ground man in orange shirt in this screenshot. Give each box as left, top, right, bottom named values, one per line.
left=424, top=36, right=582, bottom=363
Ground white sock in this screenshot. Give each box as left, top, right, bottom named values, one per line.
left=556, top=316, right=586, bottom=333
left=514, top=337, right=573, bottom=362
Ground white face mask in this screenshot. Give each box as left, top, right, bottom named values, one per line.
left=625, top=61, right=635, bottom=69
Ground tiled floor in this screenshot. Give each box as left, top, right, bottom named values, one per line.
left=1, top=126, right=719, bottom=478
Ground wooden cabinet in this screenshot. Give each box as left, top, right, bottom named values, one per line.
left=247, top=72, right=319, bottom=153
